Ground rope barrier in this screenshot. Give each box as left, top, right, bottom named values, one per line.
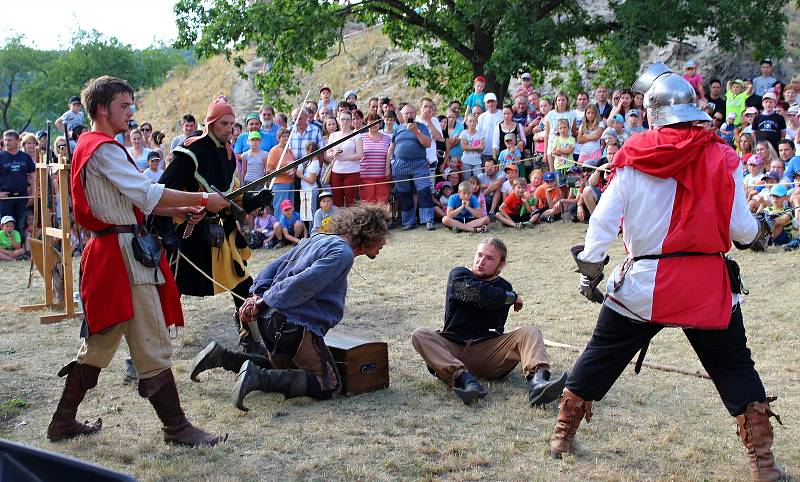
left=0, top=195, right=35, bottom=200
left=175, top=250, right=248, bottom=302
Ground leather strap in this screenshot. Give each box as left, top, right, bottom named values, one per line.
left=91, top=225, right=135, bottom=237
left=632, top=251, right=722, bottom=262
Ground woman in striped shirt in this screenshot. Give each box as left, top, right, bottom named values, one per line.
left=357, top=112, right=392, bottom=203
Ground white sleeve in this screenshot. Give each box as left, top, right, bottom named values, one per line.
left=579, top=167, right=628, bottom=263
left=517, top=123, right=526, bottom=147
left=492, top=124, right=500, bottom=151
left=95, top=143, right=164, bottom=215
left=729, top=167, right=759, bottom=244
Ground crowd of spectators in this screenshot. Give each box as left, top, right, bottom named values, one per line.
left=2, top=57, right=799, bottom=262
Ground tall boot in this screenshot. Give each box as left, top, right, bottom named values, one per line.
left=140, top=369, right=227, bottom=446
left=46, top=361, right=103, bottom=441
left=190, top=341, right=272, bottom=381
left=549, top=388, right=592, bottom=459
left=527, top=369, right=568, bottom=407
left=451, top=370, right=488, bottom=406
left=736, top=399, right=786, bottom=482
left=232, top=360, right=308, bottom=412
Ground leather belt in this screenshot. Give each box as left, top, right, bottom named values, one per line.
left=91, top=225, right=136, bottom=237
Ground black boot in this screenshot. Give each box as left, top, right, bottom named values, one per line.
left=234, top=313, right=267, bottom=355
left=232, top=360, right=308, bottom=411
left=527, top=369, right=567, bottom=407
left=452, top=371, right=488, bottom=405
left=190, top=341, right=272, bottom=381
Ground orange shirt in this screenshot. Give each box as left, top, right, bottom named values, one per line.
left=534, top=184, right=561, bottom=209
left=267, top=145, right=296, bottom=184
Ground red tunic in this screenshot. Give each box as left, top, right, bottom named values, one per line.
left=71, top=131, right=183, bottom=334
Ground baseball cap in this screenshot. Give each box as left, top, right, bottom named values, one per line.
left=280, top=199, right=294, bottom=211
left=770, top=184, right=788, bottom=197
left=627, top=109, right=640, bottom=118
left=543, top=171, right=556, bottom=182
left=761, top=59, right=773, bottom=66
left=746, top=155, right=763, bottom=166
left=474, top=76, right=486, bottom=84
left=68, top=95, right=81, bottom=105
left=568, top=165, right=582, bottom=174
left=762, top=171, right=780, bottom=181
left=744, top=106, right=758, bottom=115
left=317, top=191, right=333, bottom=200
left=521, top=72, right=531, bottom=80
left=435, top=180, right=452, bottom=192
left=504, top=132, right=516, bottom=142
left=762, top=92, right=777, bottom=101
left=788, top=105, right=800, bottom=115
left=484, top=93, right=498, bottom=102
left=726, top=112, right=737, bottom=120
left=36, top=130, right=47, bottom=139
left=319, top=85, right=331, bottom=94
left=248, top=131, right=261, bottom=140
left=684, top=60, right=696, bottom=69
left=503, top=163, right=517, bottom=173
left=1, top=215, right=14, bottom=225
left=612, top=114, right=624, bottom=123
left=732, top=79, right=744, bottom=86
left=245, top=112, right=260, bottom=121
left=344, top=90, right=357, bottom=100
left=147, top=151, right=161, bottom=162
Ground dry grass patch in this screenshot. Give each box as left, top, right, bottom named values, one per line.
left=0, top=222, right=797, bottom=481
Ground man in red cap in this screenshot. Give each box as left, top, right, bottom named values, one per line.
left=549, top=62, right=786, bottom=481
left=48, top=75, right=229, bottom=446
left=155, top=96, right=269, bottom=354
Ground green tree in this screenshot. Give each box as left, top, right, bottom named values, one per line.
left=0, top=37, right=53, bottom=132
left=174, top=0, right=788, bottom=109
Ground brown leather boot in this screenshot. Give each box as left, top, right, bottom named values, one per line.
left=549, top=388, right=592, bottom=459
left=736, top=398, right=786, bottom=482
left=46, top=361, right=103, bottom=441
left=140, top=369, right=227, bottom=446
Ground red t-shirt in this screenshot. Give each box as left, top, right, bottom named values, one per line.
left=534, top=184, right=561, bottom=209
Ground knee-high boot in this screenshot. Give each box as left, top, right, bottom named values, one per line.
left=190, top=341, right=272, bottom=381
left=549, top=388, right=592, bottom=458
left=139, top=369, right=227, bottom=446
left=736, top=399, right=786, bottom=482
left=46, top=361, right=103, bottom=441
left=231, top=360, right=308, bottom=411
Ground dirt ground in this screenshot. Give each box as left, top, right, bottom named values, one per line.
left=0, top=221, right=797, bottom=481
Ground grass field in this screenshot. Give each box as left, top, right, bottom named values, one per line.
left=0, top=221, right=797, bottom=481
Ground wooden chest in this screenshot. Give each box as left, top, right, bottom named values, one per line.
left=324, top=333, right=389, bottom=396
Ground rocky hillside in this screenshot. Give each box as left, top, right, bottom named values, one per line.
left=136, top=11, right=800, bottom=140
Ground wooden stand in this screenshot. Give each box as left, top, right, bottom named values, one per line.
left=324, top=333, right=389, bottom=395
left=21, top=150, right=82, bottom=323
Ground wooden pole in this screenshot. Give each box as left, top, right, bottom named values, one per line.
left=543, top=338, right=711, bottom=380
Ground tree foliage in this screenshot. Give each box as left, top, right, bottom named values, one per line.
left=175, top=0, right=788, bottom=109
left=0, top=32, right=187, bottom=132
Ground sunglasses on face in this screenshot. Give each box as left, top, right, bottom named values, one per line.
left=140, top=127, right=152, bottom=132
left=57, top=144, right=66, bottom=149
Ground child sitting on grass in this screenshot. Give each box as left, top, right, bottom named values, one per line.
left=470, top=176, right=488, bottom=217
left=764, top=184, right=794, bottom=246
left=273, top=199, right=307, bottom=247
left=442, top=181, right=490, bottom=233
left=0, top=216, right=25, bottom=261
left=531, top=171, right=563, bottom=223
left=250, top=206, right=277, bottom=249
left=311, top=191, right=338, bottom=234
left=433, top=181, right=454, bottom=220
left=495, top=177, right=535, bottom=229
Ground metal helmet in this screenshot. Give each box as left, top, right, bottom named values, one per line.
left=632, top=61, right=711, bottom=127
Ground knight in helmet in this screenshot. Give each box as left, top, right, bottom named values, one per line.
left=548, top=62, right=786, bottom=481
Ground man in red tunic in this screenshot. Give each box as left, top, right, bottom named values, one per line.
left=548, top=63, right=786, bottom=481
left=47, top=76, right=230, bottom=446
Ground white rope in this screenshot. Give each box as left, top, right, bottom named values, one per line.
left=175, top=249, right=248, bottom=302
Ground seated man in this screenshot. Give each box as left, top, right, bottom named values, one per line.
left=188, top=204, right=389, bottom=410
left=411, top=238, right=566, bottom=405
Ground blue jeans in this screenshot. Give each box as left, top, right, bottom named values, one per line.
left=272, top=183, right=293, bottom=214
left=393, top=158, right=434, bottom=226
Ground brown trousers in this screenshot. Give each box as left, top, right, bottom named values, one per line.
left=268, top=329, right=339, bottom=392
left=411, top=326, right=550, bottom=384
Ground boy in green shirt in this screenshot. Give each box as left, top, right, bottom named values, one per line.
left=726, top=79, right=752, bottom=125
left=0, top=215, right=25, bottom=261
left=764, top=185, right=794, bottom=246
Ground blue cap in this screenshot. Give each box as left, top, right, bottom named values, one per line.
left=36, top=130, right=47, bottom=139
left=612, top=114, right=624, bottom=123
left=543, top=171, right=556, bottom=182
left=770, top=184, right=788, bottom=197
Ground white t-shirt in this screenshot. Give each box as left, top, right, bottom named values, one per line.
left=477, top=110, right=504, bottom=156
left=297, top=160, right=321, bottom=190
left=544, top=110, right=578, bottom=150
left=416, top=116, right=442, bottom=167
left=242, top=150, right=269, bottom=185
left=501, top=179, right=513, bottom=196
left=127, top=147, right=151, bottom=172
left=143, top=167, right=163, bottom=183
left=579, top=121, right=606, bottom=156
left=329, top=130, right=360, bottom=174
left=459, top=130, right=484, bottom=166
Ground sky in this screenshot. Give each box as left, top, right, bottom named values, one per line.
left=0, top=0, right=180, bottom=50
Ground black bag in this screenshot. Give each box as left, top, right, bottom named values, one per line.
left=131, top=226, right=161, bottom=268
left=724, top=256, right=748, bottom=295
left=203, top=219, right=225, bottom=248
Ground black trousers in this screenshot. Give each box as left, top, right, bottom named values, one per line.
left=566, top=304, right=766, bottom=416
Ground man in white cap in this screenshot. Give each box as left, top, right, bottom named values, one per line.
left=477, top=93, right=503, bottom=158
left=549, top=62, right=786, bottom=482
